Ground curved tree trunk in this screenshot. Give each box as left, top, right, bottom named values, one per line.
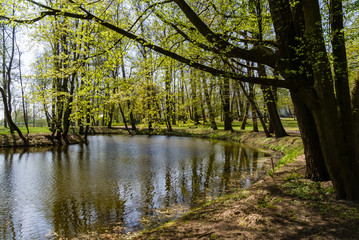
left=258, top=64, right=287, bottom=138
left=0, top=87, right=28, bottom=145
left=239, top=82, right=270, bottom=136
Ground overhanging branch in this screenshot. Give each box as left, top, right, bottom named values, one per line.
left=2, top=0, right=300, bottom=89
left=173, top=0, right=278, bottom=67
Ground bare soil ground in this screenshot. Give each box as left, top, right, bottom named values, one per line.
left=131, top=156, right=359, bottom=240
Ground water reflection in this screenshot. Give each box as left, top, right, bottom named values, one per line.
left=0, top=135, right=273, bottom=239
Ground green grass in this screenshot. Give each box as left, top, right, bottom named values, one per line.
left=0, top=118, right=299, bottom=136
left=143, top=117, right=299, bottom=132
left=0, top=127, right=50, bottom=135
left=280, top=118, right=300, bottom=131
left=282, top=173, right=335, bottom=201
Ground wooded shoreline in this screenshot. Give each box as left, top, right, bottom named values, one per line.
left=0, top=127, right=302, bottom=156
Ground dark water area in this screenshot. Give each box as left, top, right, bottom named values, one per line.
left=0, top=135, right=275, bottom=239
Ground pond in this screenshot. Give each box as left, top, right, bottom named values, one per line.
left=0, top=135, right=275, bottom=239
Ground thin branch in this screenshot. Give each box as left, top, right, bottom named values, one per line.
left=155, top=11, right=219, bottom=54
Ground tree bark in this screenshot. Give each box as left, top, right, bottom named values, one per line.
left=291, top=93, right=329, bottom=181
left=165, top=65, right=173, bottom=132
left=330, top=0, right=356, bottom=157
left=119, top=102, right=131, bottom=133
left=351, top=73, right=359, bottom=156
left=301, top=0, right=359, bottom=199
left=202, top=75, right=217, bottom=130
left=240, top=101, right=249, bottom=130
left=221, top=78, right=233, bottom=131
left=258, top=64, right=287, bottom=138
left=249, top=84, right=258, bottom=132
left=0, top=87, right=28, bottom=144
left=238, top=82, right=270, bottom=137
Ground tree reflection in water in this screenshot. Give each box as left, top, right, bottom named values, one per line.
left=0, top=135, right=274, bottom=239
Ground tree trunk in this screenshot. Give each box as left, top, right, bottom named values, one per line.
left=249, top=84, right=258, bottom=132
left=202, top=75, right=217, bottom=130
left=165, top=66, right=173, bottom=132
left=251, top=107, right=258, bottom=132
left=301, top=0, right=359, bottom=199
left=238, top=82, right=270, bottom=136
left=62, top=73, right=76, bottom=141
left=119, top=102, right=131, bottom=133
left=221, top=78, right=233, bottom=131
left=107, top=104, right=114, bottom=128
left=190, top=69, right=200, bottom=125
left=330, top=0, right=356, bottom=157
left=258, top=64, right=287, bottom=138
left=128, top=101, right=136, bottom=131
left=0, top=87, right=28, bottom=144
left=240, top=101, right=250, bottom=130
left=291, top=93, right=329, bottom=181
left=351, top=73, right=359, bottom=159
left=17, top=50, right=29, bottom=134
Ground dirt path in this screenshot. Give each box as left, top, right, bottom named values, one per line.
left=133, top=156, right=359, bottom=240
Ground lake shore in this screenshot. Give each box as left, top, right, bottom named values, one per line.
left=0, top=132, right=85, bottom=147
left=130, top=155, right=359, bottom=240
left=63, top=127, right=358, bottom=240
left=85, top=126, right=304, bottom=159
left=2, top=127, right=359, bottom=239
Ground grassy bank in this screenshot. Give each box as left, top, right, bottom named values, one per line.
left=130, top=156, right=359, bottom=240
left=128, top=131, right=359, bottom=240
left=87, top=125, right=303, bottom=168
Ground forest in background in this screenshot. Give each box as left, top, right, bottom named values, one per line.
left=0, top=0, right=297, bottom=138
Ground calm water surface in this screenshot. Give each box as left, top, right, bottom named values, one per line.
left=0, top=135, right=274, bottom=239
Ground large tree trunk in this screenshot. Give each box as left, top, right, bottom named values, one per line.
left=330, top=0, right=355, bottom=155
left=17, top=50, right=29, bottom=134
left=301, top=0, right=359, bottom=199
left=291, top=93, right=329, bottom=181
left=262, top=85, right=287, bottom=137
left=119, top=53, right=136, bottom=132
left=351, top=73, right=359, bottom=157
left=268, top=0, right=333, bottom=182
